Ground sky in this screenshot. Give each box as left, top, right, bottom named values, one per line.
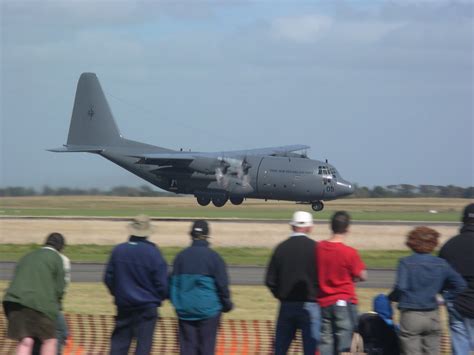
left=1, top=0, right=473, bottom=189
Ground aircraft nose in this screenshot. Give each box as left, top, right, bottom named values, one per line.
left=336, top=179, right=354, bottom=197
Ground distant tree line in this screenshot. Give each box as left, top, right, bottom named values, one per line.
left=0, top=184, right=473, bottom=198
left=0, top=185, right=174, bottom=197
left=350, top=184, right=473, bottom=198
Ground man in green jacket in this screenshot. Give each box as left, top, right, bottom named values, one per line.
left=3, top=233, right=66, bottom=355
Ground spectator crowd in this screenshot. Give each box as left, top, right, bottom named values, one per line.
left=3, top=203, right=474, bottom=355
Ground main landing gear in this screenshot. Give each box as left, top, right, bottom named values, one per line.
left=196, top=196, right=211, bottom=206
left=212, top=195, right=228, bottom=207
left=311, top=201, right=324, bottom=212
left=195, top=194, right=244, bottom=207
left=229, top=197, right=244, bottom=205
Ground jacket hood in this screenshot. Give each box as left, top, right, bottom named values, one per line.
left=374, top=294, right=393, bottom=324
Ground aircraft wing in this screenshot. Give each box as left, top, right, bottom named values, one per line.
left=127, top=152, right=196, bottom=168
left=221, top=144, right=310, bottom=157
left=129, top=144, right=310, bottom=168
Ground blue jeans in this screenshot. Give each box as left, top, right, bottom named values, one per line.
left=446, top=302, right=474, bottom=355
left=320, top=302, right=358, bottom=355
left=56, top=312, right=68, bottom=355
left=275, top=301, right=320, bottom=355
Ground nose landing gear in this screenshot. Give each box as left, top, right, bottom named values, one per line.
left=311, top=201, right=324, bottom=212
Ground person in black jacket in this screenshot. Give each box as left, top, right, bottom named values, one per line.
left=439, top=203, right=474, bottom=355
left=265, top=211, right=320, bottom=355
left=170, top=220, right=233, bottom=355
left=104, top=215, right=168, bottom=355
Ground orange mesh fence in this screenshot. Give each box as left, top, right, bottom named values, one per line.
left=0, top=312, right=452, bottom=354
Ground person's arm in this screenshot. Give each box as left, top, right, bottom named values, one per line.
left=61, top=254, right=71, bottom=285
left=56, top=255, right=66, bottom=302
left=351, top=249, right=367, bottom=282
left=356, top=270, right=368, bottom=282
left=103, top=253, right=115, bottom=296
left=151, top=248, right=169, bottom=300
left=265, top=249, right=279, bottom=298
left=388, top=260, right=407, bottom=302
left=168, top=256, right=179, bottom=306
left=443, top=262, right=467, bottom=294
left=214, top=254, right=233, bottom=312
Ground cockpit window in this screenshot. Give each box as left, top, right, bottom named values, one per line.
left=318, top=166, right=331, bottom=176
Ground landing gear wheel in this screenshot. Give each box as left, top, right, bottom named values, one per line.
left=212, top=196, right=228, bottom=207
left=196, top=196, right=211, bottom=206
left=230, top=197, right=244, bottom=205
left=311, top=201, right=324, bottom=212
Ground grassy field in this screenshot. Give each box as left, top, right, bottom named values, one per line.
left=0, top=196, right=468, bottom=221
left=0, top=244, right=409, bottom=268
left=0, top=281, right=389, bottom=320
left=0, top=281, right=450, bottom=332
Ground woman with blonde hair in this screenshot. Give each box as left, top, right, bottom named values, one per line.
left=389, top=226, right=466, bottom=355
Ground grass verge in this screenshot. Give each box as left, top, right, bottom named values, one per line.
left=0, top=244, right=409, bottom=268
left=0, top=196, right=467, bottom=221
left=0, top=281, right=388, bottom=320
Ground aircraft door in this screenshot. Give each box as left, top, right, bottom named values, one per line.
left=257, top=157, right=275, bottom=198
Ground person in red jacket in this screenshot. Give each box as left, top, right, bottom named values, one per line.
left=316, top=211, right=367, bottom=355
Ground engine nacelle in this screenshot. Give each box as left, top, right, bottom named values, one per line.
left=188, top=157, right=223, bottom=175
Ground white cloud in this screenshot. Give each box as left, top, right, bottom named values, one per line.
left=271, top=15, right=333, bottom=43
left=270, top=14, right=406, bottom=45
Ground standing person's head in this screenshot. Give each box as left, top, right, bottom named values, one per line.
left=289, top=211, right=313, bottom=234
left=45, top=232, right=65, bottom=252
left=462, top=203, right=474, bottom=226
left=128, top=215, right=153, bottom=238
left=406, top=226, right=439, bottom=254
left=331, top=211, right=350, bottom=235
left=190, top=220, right=210, bottom=240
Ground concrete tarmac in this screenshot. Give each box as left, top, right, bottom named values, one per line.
left=0, top=262, right=395, bottom=288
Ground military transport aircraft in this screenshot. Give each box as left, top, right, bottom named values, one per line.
left=49, top=73, right=354, bottom=211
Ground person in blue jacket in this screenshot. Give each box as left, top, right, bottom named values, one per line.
left=389, top=226, right=466, bottom=355
left=104, top=215, right=168, bottom=355
left=170, top=220, right=233, bottom=355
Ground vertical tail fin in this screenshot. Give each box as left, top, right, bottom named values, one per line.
left=66, top=73, right=121, bottom=147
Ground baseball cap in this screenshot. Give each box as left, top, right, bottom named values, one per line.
left=289, top=211, right=313, bottom=228
left=190, top=220, right=210, bottom=238
left=462, top=203, right=474, bottom=223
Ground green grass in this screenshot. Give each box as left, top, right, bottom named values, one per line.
left=0, top=196, right=467, bottom=221
left=360, top=250, right=410, bottom=268
left=0, top=208, right=461, bottom=221
left=0, top=281, right=389, bottom=320
left=0, top=244, right=409, bottom=268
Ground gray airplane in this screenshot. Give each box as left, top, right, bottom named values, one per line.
left=49, top=73, right=354, bottom=211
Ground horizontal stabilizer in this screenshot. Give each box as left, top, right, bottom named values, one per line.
left=47, top=145, right=104, bottom=153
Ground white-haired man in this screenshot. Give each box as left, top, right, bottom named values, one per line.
left=265, top=211, right=320, bottom=355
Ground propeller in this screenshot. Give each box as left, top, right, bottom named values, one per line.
left=215, top=165, right=230, bottom=188
left=215, top=156, right=252, bottom=189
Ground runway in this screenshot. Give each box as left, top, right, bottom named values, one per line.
left=0, top=216, right=459, bottom=227
left=0, top=262, right=395, bottom=288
